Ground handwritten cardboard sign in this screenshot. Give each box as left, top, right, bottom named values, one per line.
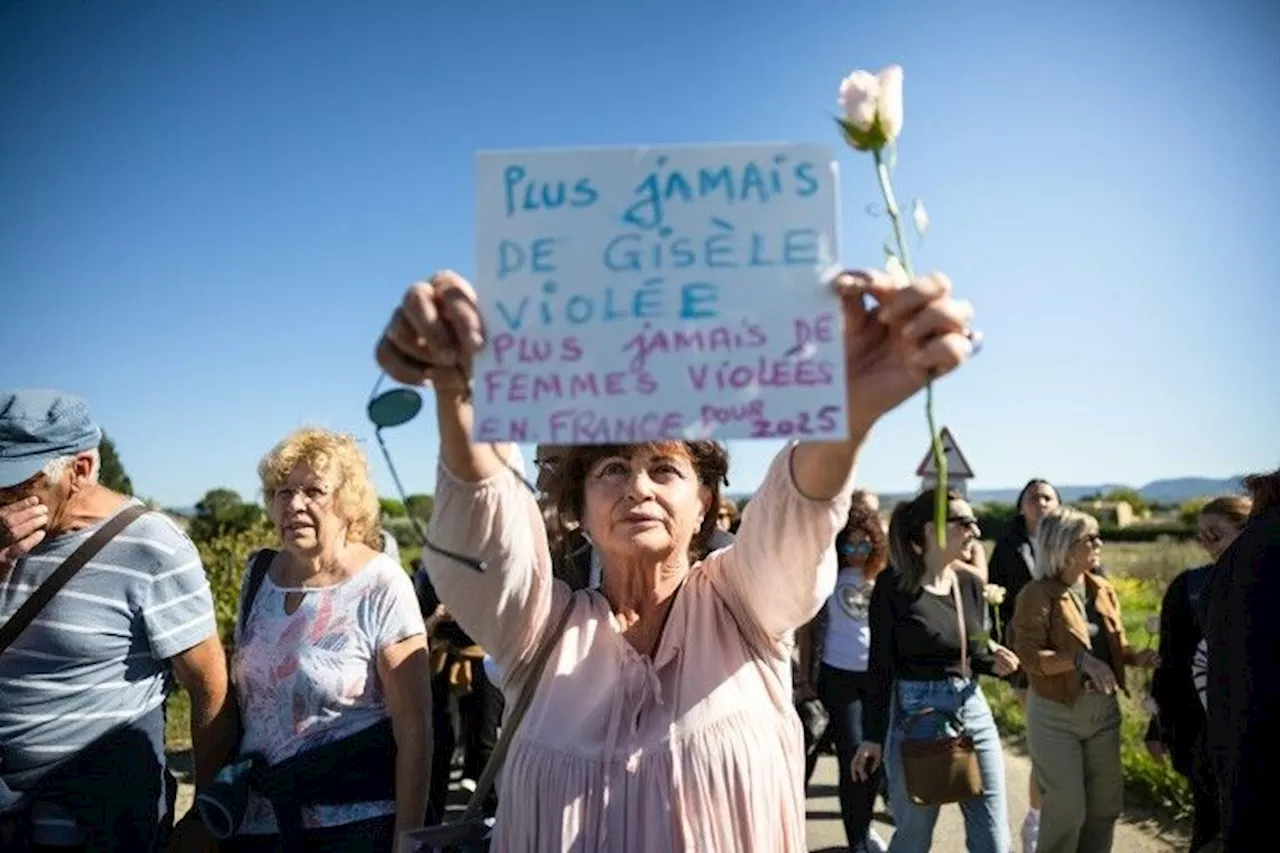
left=471, top=143, right=847, bottom=445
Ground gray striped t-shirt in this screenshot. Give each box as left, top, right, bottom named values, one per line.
left=0, top=500, right=217, bottom=790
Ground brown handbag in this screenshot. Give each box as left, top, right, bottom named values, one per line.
left=897, top=575, right=984, bottom=806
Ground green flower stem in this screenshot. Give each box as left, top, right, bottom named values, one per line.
left=873, top=147, right=947, bottom=548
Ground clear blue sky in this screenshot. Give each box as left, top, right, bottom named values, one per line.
left=3, top=0, right=1277, bottom=508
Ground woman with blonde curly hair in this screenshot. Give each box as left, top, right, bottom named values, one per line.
left=218, top=428, right=433, bottom=852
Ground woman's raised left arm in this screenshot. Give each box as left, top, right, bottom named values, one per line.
left=712, top=268, right=977, bottom=637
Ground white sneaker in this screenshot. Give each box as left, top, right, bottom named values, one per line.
left=867, top=828, right=888, bottom=853
left=1020, top=809, right=1040, bottom=853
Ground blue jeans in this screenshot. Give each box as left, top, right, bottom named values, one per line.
left=885, top=677, right=1010, bottom=853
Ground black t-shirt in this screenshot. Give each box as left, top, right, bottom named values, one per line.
left=865, top=567, right=997, bottom=743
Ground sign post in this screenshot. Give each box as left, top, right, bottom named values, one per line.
left=471, top=143, right=847, bottom=445
left=915, top=427, right=975, bottom=497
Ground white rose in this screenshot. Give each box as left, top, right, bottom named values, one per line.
left=836, top=64, right=905, bottom=151
left=983, top=584, right=1008, bottom=605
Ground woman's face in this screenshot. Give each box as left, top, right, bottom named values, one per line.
left=270, top=464, right=347, bottom=556
left=926, top=499, right=982, bottom=564
left=839, top=534, right=873, bottom=568
left=716, top=503, right=735, bottom=532
left=1020, top=483, right=1060, bottom=533
left=582, top=444, right=710, bottom=564
left=1067, top=527, right=1103, bottom=578
left=1198, top=512, right=1244, bottom=561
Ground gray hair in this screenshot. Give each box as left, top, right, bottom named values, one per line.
left=1032, top=507, right=1099, bottom=580
left=41, top=448, right=101, bottom=485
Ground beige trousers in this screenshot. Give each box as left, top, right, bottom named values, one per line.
left=1026, top=689, right=1124, bottom=853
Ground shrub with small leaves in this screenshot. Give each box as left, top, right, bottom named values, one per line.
left=197, top=524, right=276, bottom=647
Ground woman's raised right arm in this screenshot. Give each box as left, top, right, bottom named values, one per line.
left=377, top=272, right=509, bottom=482
left=376, top=273, right=564, bottom=680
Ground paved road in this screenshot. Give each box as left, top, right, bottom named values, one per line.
left=804, top=742, right=1188, bottom=852
left=175, top=740, right=1189, bottom=851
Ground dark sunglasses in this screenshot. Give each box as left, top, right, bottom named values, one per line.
left=947, top=514, right=980, bottom=528
left=366, top=373, right=538, bottom=573
left=1077, top=533, right=1103, bottom=547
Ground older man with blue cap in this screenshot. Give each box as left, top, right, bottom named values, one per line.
left=0, top=390, right=237, bottom=852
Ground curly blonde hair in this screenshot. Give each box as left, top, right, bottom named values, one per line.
left=258, top=427, right=381, bottom=547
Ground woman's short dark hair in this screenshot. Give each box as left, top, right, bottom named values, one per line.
left=836, top=494, right=888, bottom=581
left=888, top=488, right=964, bottom=592
left=543, top=441, right=730, bottom=562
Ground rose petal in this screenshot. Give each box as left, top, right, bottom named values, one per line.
left=876, top=65, right=904, bottom=141
left=839, top=71, right=880, bottom=133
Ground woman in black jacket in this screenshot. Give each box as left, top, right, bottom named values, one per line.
left=1145, top=495, right=1250, bottom=852
left=987, top=478, right=1059, bottom=852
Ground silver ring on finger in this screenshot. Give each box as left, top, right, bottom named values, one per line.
left=964, top=327, right=984, bottom=356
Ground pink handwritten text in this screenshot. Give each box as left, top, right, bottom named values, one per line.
left=482, top=368, right=658, bottom=404
left=547, top=409, right=684, bottom=443
left=687, top=358, right=835, bottom=392
left=620, top=320, right=767, bottom=371
left=491, top=333, right=583, bottom=367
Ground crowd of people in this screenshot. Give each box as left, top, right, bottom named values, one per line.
left=0, top=265, right=1275, bottom=853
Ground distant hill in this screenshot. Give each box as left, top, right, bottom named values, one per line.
left=929, top=476, right=1244, bottom=506
left=734, top=475, right=1246, bottom=508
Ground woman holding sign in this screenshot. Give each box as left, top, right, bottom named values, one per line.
left=374, top=267, right=978, bottom=851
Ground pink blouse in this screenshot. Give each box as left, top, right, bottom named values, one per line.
left=427, top=443, right=853, bottom=851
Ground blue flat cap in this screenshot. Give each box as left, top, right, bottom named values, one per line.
left=0, top=390, right=103, bottom=488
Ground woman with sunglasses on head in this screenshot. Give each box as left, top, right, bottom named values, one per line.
left=1011, top=508, right=1159, bottom=853
left=851, top=489, right=1020, bottom=853
left=374, top=266, right=979, bottom=851
left=796, top=490, right=889, bottom=852
left=1143, top=495, right=1249, bottom=853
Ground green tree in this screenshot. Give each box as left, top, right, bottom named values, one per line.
left=198, top=527, right=278, bottom=647
left=188, top=488, right=268, bottom=544
left=379, top=497, right=407, bottom=518
left=405, top=494, right=434, bottom=521
left=98, top=433, right=134, bottom=496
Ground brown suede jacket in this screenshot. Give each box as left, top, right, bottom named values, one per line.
left=1012, top=572, right=1140, bottom=707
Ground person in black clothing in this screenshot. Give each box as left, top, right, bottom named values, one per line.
left=1145, top=495, right=1250, bottom=853
left=796, top=491, right=889, bottom=853
left=989, top=480, right=1061, bottom=640
left=988, top=478, right=1059, bottom=851
left=1201, top=469, right=1280, bottom=853
left=412, top=561, right=502, bottom=826
left=852, top=489, right=1020, bottom=853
